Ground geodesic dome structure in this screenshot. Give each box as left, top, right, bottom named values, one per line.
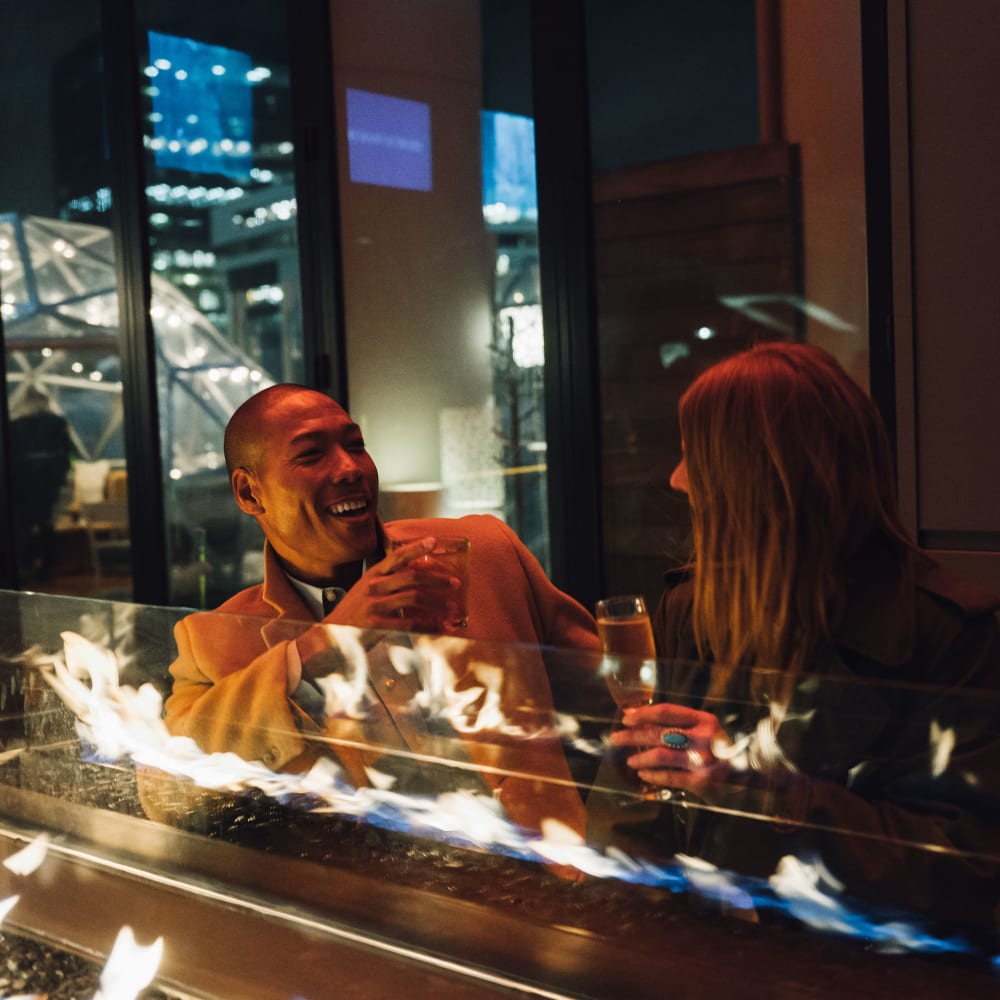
left=0, top=213, right=273, bottom=472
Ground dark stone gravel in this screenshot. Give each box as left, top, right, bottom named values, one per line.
left=0, top=931, right=180, bottom=1000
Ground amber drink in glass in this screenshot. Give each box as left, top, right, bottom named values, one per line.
left=388, top=534, right=471, bottom=630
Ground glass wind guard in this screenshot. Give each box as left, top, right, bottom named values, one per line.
left=1, top=589, right=998, bottom=996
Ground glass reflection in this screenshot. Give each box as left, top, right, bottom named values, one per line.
left=2, top=213, right=271, bottom=603
left=0, top=3, right=123, bottom=597
left=586, top=0, right=870, bottom=605
left=135, top=0, right=306, bottom=606
left=333, top=1, right=552, bottom=572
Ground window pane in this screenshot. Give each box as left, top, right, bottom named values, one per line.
left=135, top=0, right=306, bottom=607
left=0, top=5, right=135, bottom=599
left=587, top=0, right=869, bottom=604
left=331, top=0, right=550, bottom=570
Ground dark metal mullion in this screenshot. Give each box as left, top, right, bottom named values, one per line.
left=101, top=0, right=169, bottom=604
left=288, top=0, right=348, bottom=403
left=1, top=218, right=23, bottom=585
left=860, top=0, right=896, bottom=446
left=529, top=0, right=603, bottom=607
left=1, top=216, right=43, bottom=582
left=0, top=302, right=13, bottom=588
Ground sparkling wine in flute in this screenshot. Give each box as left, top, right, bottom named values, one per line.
left=596, top=616, right=656, bottom=659
left=596, top=595, right=657, bottom=707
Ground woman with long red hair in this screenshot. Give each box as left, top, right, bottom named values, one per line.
left=594, top=342, right=1000, bottom=936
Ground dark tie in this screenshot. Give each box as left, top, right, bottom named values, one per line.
left=322, top=586, right=347, bottom=616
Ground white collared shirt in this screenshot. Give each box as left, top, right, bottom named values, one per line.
left=282, top=574, right=348, bottom=698
left=285, top=574, right=325, bottom=620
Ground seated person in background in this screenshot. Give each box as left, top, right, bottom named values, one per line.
left=591, top=342, right=1000, bottom=936
left=9, top=384, right=74, bottom=582
left=141, top=384, right=600, bottom=838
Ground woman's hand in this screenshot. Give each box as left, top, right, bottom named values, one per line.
left=611, top=701, right=808, bottom=819
left=610, top=701, right=732, bottom=796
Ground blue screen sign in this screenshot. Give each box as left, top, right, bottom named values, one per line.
left=346, top=88, right=432, bottom=192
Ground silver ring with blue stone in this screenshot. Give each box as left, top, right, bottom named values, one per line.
left=660, top=729, right=690, bottom=750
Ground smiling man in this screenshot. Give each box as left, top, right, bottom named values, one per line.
left=228, top=385, right=382, bottom=590
left=147, top=384, right=601, bottom=837
left=223, top=384, right=468, bottom=632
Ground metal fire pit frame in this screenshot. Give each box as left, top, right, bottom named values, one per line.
left=0, top=785, right=671, bottom=1000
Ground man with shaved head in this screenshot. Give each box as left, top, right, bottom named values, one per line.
left=220, top=384, right=467, bottom=630
left=146, top=384, right=601, bottom=837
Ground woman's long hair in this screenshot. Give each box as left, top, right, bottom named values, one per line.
left=678, top=342, right=913, bottom=705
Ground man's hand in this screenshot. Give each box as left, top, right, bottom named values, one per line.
left=327, top=537, right=464, bottom=632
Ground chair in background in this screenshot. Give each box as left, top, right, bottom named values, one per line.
left=74, top=463, right=131, bottom=591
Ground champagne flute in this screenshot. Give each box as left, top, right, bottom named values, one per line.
left=595, top=595, right=657, bottom=707
left=596, top=595, right=661, bottom=799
